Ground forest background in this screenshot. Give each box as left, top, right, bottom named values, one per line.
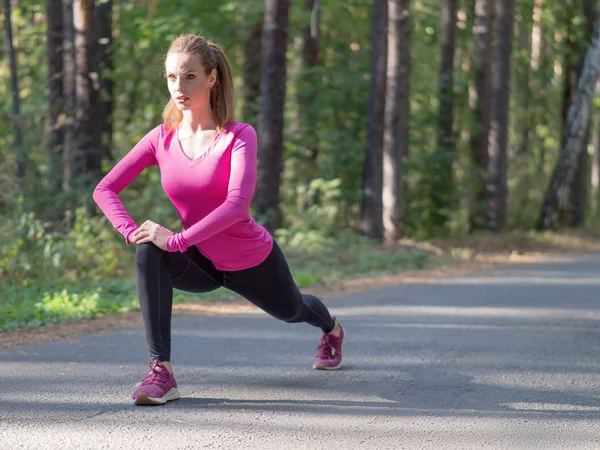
left=2, top=0, right=600, bottom=332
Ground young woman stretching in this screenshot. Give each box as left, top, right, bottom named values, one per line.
left=93, top=34, right=345, bottom=406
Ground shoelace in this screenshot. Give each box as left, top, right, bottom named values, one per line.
left=316, top=335, right=336, bottom=359
left=140, top=362, right=171, bottom=386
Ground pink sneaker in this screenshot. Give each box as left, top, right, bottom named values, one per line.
left=313, top=319, right=344, bottom=370
left=131, top=361, right=180, bottom=405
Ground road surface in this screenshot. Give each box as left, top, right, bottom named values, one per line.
left=2, top=254, right=600, bottom=449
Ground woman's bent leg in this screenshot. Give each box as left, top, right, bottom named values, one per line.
left=135, top=243, right=222, bottom=362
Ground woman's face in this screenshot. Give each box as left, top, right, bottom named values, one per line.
left=165, top=52, right=216, bottom=111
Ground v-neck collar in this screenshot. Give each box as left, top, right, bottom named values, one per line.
left=176, top=128, right=220, bottom=166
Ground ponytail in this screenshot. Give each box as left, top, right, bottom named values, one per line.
left=207, top=41, right=235, bottom=133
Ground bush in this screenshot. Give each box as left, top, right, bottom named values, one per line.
left=0, top=205, right=137, bottom=331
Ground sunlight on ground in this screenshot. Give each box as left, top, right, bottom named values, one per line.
left=503, top=403, right=600, bottom=412
left=436, top=276, right=600, bottom=285
left=336, top=305, right=600, bottom=320
left=473, top=372, right=600, bottom=394
left=391, top=323, right=588, bottom=331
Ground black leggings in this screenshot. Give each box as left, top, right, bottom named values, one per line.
left=135, top=241, right=335, bottom=362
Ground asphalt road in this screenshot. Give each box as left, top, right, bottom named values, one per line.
left=2, top=254, right=600, bottom=449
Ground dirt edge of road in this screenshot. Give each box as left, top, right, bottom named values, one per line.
left=1, top=249, right=580, bottom=350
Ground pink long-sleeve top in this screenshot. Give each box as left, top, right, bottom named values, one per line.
left=92, top=122, right=273, bottom=271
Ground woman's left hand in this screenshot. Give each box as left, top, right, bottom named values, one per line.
left=130, top=220, right=174, bottom=251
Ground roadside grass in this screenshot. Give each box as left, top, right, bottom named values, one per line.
left=1, top=226, right=599, bottom=332
left=0, top=235, right=431, bottom=332
left=432, top=228, right=600, bottom=259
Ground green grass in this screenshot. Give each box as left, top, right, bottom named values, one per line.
left=0, top=279, right=139, bottom=331
left=433, top=228, right=600, bottom=256
left=286, top=241, right=431, bottom=287
left=4, top=225, right=599, bottom=333
left=0, top=235, right=433, bottom=332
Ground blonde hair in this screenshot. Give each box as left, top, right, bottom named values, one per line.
left=162, top=35, right=235, bottom=133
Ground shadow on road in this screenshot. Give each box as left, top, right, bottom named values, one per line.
left=2, top=256, right=600, bottom=425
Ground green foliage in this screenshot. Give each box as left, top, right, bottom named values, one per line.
left=0, top=280, right=137, bottom=331
left=0, top=205, right=435, bottom=331
left=1, top=203, right=128, bottom=282
left=283, top=0, right=371, bottom=221
left=3, top=0, right=600, bottom=332
left=0, top=205, right=137, bottom=331
left=277, top=177, right=348, bottom=251
left=4, top=0, right=598, bottom=239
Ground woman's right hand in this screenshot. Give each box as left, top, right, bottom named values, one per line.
left=130, top=220, right=174, bottom=251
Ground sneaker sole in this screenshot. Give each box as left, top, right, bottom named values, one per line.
left=133, top=387, right=181, bottom=406
left=313, top=362, right=343, bottom=370
left=313, top=331, right=345, bottom=370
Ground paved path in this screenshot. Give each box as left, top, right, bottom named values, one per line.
left=2, top=254, right=600, bottom=449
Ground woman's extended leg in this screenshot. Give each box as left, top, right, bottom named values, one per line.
left=223, top=241, right=333, bottom=330
left=223, top=241, right=344, bottom=369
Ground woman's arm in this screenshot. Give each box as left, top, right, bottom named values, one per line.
left=167, top=124, right=257, bottom=252
left=93, top=126, right=160, bottom=243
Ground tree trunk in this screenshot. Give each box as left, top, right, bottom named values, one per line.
left=95, top=0, right=114, bottom=162
left=361, top=0, right=387, bottom=241
left=298, top=0, right=321, bottom=181
left=562, top=49, right=587, bottom=227
left=592, top=81, right=600, bottom=215
left=242, top=17, right=263, bottom=128
left=74, top=0, right=101, bottom=187
left=487, top=0, right=515, bottom=231
left=532, top=0, right=550, bottom=173
left=568, top=127, right=590, bottom=226
left=509, top=1, right=534, bottom=227
left=382, top=0, right=409, bottom=242
left=255, top=0, right=290, bottom=232
left=47, top=0, right=64, bottom=194
left=430, top=0, right=458, bottom=228
left=567, top=0, right=597, bottom=226
left=62, top=0, right=76, bottom=194
left=516, top=1, right=532, bottom=159
left=560, top=7, right=580, bottom=227
left=536, top=18, right=600, bottom=230
left=468, top=0, right=494, bottom=231
left=530, top=0, right=543, bottom=71
left=4, top=0, right=25, bottom=184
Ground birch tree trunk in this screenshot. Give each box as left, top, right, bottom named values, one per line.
left=382, top=0, right=410, bottom=242
left=592, top=82, right=600, bottom=215
left=567, top=0, right=597, bottom=226
left=537, top=17, right=600, bottom=230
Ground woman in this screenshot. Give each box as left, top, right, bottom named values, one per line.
left=93, top=34, right=344, bottom=406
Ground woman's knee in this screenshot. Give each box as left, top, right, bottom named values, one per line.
left=135, top=243, right=162, bottom=269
